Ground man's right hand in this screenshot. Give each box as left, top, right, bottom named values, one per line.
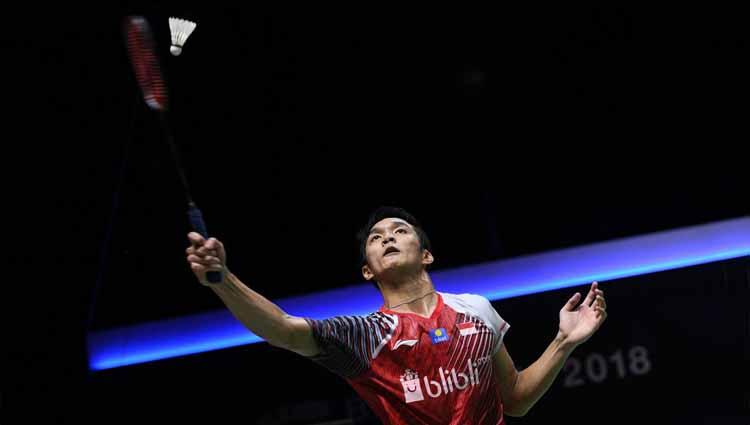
left=186, top=232, right=228, bottom=286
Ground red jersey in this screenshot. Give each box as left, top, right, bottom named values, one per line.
left=305, top=292, right=510, bottom=424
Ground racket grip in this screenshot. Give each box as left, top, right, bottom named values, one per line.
left=187, top=203, right=224, bottom=284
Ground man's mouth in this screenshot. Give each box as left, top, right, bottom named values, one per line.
left=383, top=247, right=400, bottom=257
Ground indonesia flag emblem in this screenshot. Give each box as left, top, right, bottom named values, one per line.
left=457, top=321, right=478, bottom=336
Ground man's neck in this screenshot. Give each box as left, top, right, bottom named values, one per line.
left=378, top=271, right=437, bottom=318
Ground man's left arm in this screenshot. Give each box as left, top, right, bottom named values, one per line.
left=494, top=282, right=607, bottom=417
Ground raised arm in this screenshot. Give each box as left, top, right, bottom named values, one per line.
left=186, top=232, right=319, bottom=356
left=493, top=282, right=607, bottom=416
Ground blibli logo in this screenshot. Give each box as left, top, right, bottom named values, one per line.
left=400, top=369, right=425, bottom=403
left=400, top=360, right=482, bottom=403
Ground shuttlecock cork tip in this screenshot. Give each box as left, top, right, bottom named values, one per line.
left=170, top=45, right=182, bottom=56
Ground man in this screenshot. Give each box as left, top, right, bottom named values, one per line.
left=185, top=206, right=607, bottom=424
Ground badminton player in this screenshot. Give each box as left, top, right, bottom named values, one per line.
left=185, top=206, right=607, bottom=424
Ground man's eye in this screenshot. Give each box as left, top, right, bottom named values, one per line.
left=370, top=235, right=381, bottom=242
left=396, top=228, right=406, bottom=234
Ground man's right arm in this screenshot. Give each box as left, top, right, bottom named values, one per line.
left=210, top=272, right=320, bottom=356
left=186, top=233, right=319, bottom=357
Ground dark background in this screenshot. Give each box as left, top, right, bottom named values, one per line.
left=7, top=3, right=749, bottom=423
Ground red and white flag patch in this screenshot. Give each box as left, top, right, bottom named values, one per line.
left=457, top=321, right=478, bottom=336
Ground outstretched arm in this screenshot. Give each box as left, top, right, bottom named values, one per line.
left=186, top=232, right=320, bottom=356
left=494, top=282, right=607, bottom=416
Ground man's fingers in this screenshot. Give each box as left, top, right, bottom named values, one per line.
left=595, top=306, right=608, bottom=321
left=206, top=238, right=226, bottom=261
left=596, top=295, right=607, bottom=310
left=187, top=235, right=226, bottom=287
left=191, top=260, right=223, bottom=273
left=187, top=254, right=221, bottom=265
left=188, top=232, right=206, bottom=247
left=186, top=246, right=217, bottom=258
left=187, top=254, right=203, bottom=264
left=583, top=281, right=598, bottom=307
left=196, top=246, right=218, bottom=256
left=204, top=255, right=222, bottom=264
left=564, top=292, right=581, bottom=311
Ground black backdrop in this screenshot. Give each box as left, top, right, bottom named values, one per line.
left=7, top=3, right=749, bottom=424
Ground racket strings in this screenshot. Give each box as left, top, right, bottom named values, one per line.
left=125, top=17, right=168, bottom=111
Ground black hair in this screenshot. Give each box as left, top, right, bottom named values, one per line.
left=356, top=206, right=432, bottom=267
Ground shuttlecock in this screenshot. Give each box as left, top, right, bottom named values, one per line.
left=169, top=17, right=197, bottom=56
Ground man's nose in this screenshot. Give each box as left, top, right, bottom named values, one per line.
left=381, top=235, right=396, bottom=245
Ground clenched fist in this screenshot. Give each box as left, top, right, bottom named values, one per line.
left=186, top=232, right=228, bottom=286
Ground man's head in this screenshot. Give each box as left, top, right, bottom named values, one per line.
left=357, top=207, right=434, bottom=284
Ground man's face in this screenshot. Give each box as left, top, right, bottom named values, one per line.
left=362, top=217, right=433, bottom=282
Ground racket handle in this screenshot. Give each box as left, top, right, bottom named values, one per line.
left=187, top=203, right=224, bottom=284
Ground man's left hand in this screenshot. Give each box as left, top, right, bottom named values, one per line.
left=558, top=281, right=607, bottom=347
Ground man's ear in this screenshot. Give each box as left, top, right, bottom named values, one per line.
left=362, top=264, right=374, bottom=281
left=422, top=249, right=434, bottom=266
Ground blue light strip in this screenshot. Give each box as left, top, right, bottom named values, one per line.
left=88, top=216, right=750, bottom=370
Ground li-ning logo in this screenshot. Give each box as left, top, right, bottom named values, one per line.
left=400, top=359, right=482, bottom=403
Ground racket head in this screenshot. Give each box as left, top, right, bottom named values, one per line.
left=123, top=16, right=168, bottom=111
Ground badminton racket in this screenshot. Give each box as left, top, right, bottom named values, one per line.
left=123, top=15, right=223, bottom=284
